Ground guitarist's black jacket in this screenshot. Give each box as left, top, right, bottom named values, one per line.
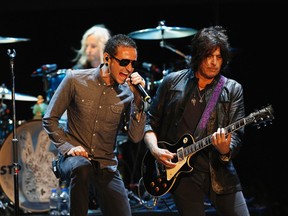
left=144, top=68, right=245, bottom=194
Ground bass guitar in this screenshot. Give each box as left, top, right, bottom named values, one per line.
left=141, top=105, right=274, bottom=197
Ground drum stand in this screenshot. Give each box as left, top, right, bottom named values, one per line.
left=7, top=49, right=20, bottom=216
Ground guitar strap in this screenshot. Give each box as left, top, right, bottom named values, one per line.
left=195, top=75, right=227, bottom=136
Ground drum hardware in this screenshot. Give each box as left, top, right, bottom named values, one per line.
left=0, top=36, right=30, bottom=44
left=0, top=99, right=8, bottom=117
left=129, top=20, right=195, bottom=92
left=45, top=69, right=71, bottom=103
left=128, top=20, right=197, bottom=40
left=5, top=48, right=21, bottom=216
left=31, top=64, right=58, bottom=102
left=0, top=83, right=38, bottom=102
left=153, top=79, right=164, bottom=87
left=144, top=64, right=173, bottom=92
left=32, top=64, right=58, bottom=76
left=128, top=20, right=195, bottom=65
left=142, top=62, right=162, bottom=74
left=31, top=67, right=71, bottom=103
left=156, top=20, right=192, bottom=64
left=0, top=196, right=14, bottom=215
left=160, top=40, right=192, bottom=65
left=0, top=119, right=26, bottom=145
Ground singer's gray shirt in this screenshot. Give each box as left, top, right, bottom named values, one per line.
left=43, top=67, right=146, bottom=172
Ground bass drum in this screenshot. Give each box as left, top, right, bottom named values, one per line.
left=0, top=120, right=59, bottom=213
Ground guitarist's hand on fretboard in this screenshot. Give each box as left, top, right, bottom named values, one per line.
left=211, top=128, right=232, bottom=155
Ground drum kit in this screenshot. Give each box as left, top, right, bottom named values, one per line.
left=0, top=83, right=38, bottom=143
left=128, top=20, right=197, bottom=94
left=0, top=36, right=59, bottom=214
left=128, top=20, right=197, bottom=40
left=31, top=64, right=71, bottom=103
left=0, top=21, right=197, bottom=214
left=0, top=36, right=37, bottom=142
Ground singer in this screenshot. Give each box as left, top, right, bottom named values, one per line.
left=43, top=34, right=146, bottom=216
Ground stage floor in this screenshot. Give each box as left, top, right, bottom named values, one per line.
left=1, top=191, right=270, bottom=216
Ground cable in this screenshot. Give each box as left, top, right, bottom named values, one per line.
left=137, top=177, right=158, bottom=209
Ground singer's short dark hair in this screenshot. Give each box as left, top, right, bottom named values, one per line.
left=104, top=34, right=137, bottom=56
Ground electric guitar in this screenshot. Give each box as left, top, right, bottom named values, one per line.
left=141, top=105, right=274, bottom=197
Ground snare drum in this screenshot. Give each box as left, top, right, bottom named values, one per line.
left=0, top=120, right=59, bottom=213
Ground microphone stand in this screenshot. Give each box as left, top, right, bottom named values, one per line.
left=7, top=49, right=20, bottom=216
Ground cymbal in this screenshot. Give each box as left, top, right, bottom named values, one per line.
left=0, top=36, right=30, bottom=44
left=128, top=25, right=197, bottom=40
left=0, top=86, right=37, bottom=101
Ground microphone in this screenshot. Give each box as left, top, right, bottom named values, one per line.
left=142, top=62, right=161, bottom=73
left=136, top=83, right=151, bottom=104
left=130, top=74, right=151, bottom=104
left=33, top=64, right=58, bottom=75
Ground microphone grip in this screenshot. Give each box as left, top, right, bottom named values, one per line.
left=135, top=84, right=151, bottom=104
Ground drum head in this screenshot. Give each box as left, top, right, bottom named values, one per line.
left=0, top=120, right=59, bottom=213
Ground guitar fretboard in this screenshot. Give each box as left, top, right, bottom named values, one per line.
left=184, top=116, right=251, bottom=157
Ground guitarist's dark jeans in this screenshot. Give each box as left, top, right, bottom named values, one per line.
left=171, top=171, right=250, bottom=216
left=58, top=155, right=132, bottom=216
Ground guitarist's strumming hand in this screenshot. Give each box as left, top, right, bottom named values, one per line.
left=144, top=131, right=177, bottom=169
left=152, top=148, right=177, bottom=169
left=211, top=128, right=232, bottom=155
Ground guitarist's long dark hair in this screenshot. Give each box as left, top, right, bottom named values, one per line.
left=189, top=26, right=232, bottom=74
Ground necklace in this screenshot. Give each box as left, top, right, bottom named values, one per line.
left=197, top=87, right=205, bottom=103
left=191, top=87, right=205, bottom=106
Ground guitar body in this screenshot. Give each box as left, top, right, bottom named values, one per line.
left=141, top=134, right=196, bottom=197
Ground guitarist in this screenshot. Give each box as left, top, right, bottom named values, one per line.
left=143, top=26, right=250, bottom=216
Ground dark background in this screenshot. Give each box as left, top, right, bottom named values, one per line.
left=0, top=0, right=286, bottom=215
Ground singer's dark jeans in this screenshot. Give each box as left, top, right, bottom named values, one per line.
left=58, top=155, right=132, bottom=216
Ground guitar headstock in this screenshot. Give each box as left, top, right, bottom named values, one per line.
left=250, top=105, right=274, bottom=129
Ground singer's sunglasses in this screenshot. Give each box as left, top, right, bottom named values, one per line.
left=110, top=54, right=139, bottom=68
